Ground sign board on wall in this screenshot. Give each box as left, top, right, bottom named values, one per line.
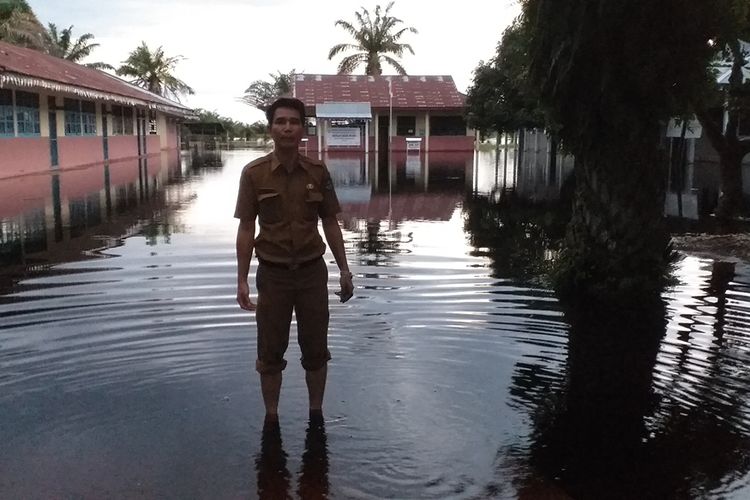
left=326, top=127, right=361, bottom=147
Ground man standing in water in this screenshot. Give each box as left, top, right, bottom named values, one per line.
left=235, top=97, right=354, bottom=422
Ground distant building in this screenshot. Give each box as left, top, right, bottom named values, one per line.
left=0, top=41, right=192, bottom=178
left=293, top=74, right=475, bottom=153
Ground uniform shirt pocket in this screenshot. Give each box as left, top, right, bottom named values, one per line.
left=304, top=191, right=324, bottom=220
left=258, top=191, right=282, bottom=224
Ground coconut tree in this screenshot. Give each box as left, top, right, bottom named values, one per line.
left=240, top=69, right=296, bottom=112
left=328, top=1, right=417, bottom=75
left=0, top=0, right=46, bottom=49
left=43, top=24, right=113, bottom=70
left=116, top=42, right=194, bottom=101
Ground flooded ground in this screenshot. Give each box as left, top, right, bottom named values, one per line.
left=1, top=148, right=749, bottom=499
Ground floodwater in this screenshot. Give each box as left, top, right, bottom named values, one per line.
left=1, top=148, right=749, bottom=499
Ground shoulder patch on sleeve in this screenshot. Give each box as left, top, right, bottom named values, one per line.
left=246, top=152, right=273, bottom=170
left=300, top=154, right=325, bottom=167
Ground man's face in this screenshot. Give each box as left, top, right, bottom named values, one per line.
left=269, top=107, right=303, bottom=150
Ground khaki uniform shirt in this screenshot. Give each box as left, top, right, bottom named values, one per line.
left=234, top=152, right=341, bottom=265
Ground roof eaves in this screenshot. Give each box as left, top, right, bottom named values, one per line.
left=0, top=71, right=194, bottom=118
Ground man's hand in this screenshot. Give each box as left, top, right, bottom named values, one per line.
left=336, top=272, right=354, bottom=303
left=237, top=281, right=256, bottom=311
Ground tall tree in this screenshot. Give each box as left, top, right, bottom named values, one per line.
left=522, top=0, right=721, bottom=299
left=327, top=1, right=417, bottom=75
left=240, top=69, right=296, bottom=112
left=692, top=3, right=750, bottom=218
left=43, top=24, right=113, bottom=70
left=466, top=18, right=544, bottom=134
left=116, top=42, right=194, bottom=101
left=0, top=0, right=45, bottom=49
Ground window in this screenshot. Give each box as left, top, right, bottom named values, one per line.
left=123, top=107, right=133, bottom=135
left=15, top=91, right=40, bottom=136
left=429, top=115, right=466, bottom=136
left=0, top=89, right=12, bottom=136
left=148, top=110, right=157, bottom=134
left=396, top=116, right=416, bottom=136
left=64, top=98, right=82, bottom=135
left=111, top=105, right=124, bottom=135
left=64, top=98, right=97, bottom=135
left=110, top=105, right=134, bottom=135
left=81, top=101, right=96, bottom=135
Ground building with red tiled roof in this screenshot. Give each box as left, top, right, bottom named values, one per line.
left=292, top=74, right=474, bottom=153
left=0, top=41, right=193, bottom=178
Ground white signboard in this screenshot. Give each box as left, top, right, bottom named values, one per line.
left=326, top=127, right=361, bottom=147
left=666, top=118, right=702, bottom=138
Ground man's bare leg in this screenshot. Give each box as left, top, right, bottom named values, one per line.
left=306, top=365, right=327, bottom=413
left=261, top=372, right=282, bottom=420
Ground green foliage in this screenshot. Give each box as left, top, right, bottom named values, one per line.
left=466, top=18, right=545, bottom=134
left=463, top=193, right=569, bottom=284
left=0, top=0, right=46, bottom=48
left=522, top=0, right=720, bottom=157
left=190, top=108, right=267, bottom=140
left=690, top=4, right=750, bottom=218
left=328, top=1, right=417, bottom=75
left=240, top=69, right=296, bottom=112
left=43, top=24, right=113, bottom=70
left=116, top=42, right=194, bottom=101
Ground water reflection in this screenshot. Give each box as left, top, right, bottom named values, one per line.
left=1, top=148, right=750, bottom=498
left=255, top=420, right=291, bottom=499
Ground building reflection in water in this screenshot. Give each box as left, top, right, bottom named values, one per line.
left=328, top=149, right=478, bottom=269
left=0, top=149, right=220, bottom=294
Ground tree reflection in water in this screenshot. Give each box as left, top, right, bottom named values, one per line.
left=463, top=192, right=750, bottom=498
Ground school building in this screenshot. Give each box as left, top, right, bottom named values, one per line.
left=0, top=40, right=192, bottom=178
left=292, top=74, right=475, bottom=153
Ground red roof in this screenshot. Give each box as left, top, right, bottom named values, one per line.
left=0, top=41, right=190, bottom=114
left=294, top=74, right=465, bottom=112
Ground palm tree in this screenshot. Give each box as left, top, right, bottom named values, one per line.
left=240, top=69, right=296, bottom=112
left=44, top=24, right=113, bottom=70
left=116, top=42, right=194, bottom=101
left=0, top=0, right=46, bottom=49
left=328, top=1, right=417, bottom=75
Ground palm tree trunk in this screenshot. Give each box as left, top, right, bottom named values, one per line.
left=555, top=128, right=671, bottom=300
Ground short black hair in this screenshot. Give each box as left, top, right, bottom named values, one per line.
left=266, top=97, right=306, bottom=126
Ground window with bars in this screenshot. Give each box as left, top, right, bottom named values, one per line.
left=111, top=105, right=124, bottom=135
left=0, top=89, right=13, bottom=136
left=110, top=105, right=135, bottom=135
left=396, top=116, right=416, bottom=136
left=64, top=99, right=97, bottom=135
left=81, top=101, right=96, bottom=135
left=15, top=91, right=40, bottom=136
left=64, top=98, right=82, bottom=135
left=429, top=115, right=466, bottom=136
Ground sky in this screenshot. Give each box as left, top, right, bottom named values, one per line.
left=28, top=0, right=520, bottom=125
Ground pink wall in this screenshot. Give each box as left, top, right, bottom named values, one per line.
left=0, top=172, right=51, bottom=218
left=0, top=137, right=51, bottom=176
left=108, top=157, right=141, bottom=186
left=146, top=135, right=160, bottom=154
left=1, top=126, right=181, bottom=181
left=60, top=162, right=105, bottom=200
left=108, top=136, right=139, bottom=161
left=58, top=136, right=104, bottom=169
left=426, top=136, right=475, bottom=151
